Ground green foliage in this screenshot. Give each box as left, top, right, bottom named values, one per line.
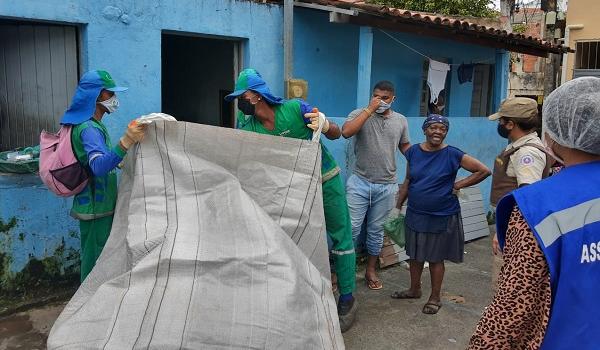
left=369, top=0, right=499, bottom=18
left=512, top=23, right=528, bottom=34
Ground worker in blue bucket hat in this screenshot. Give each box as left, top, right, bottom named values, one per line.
left=61, top=70, right=146, bottom=282
left=226, top=68, right=358, bottom=332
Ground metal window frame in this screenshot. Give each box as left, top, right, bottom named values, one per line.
left=575, top=39, right=600, bottom=69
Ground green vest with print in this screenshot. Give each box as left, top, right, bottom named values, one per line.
left=70, top=119, right=118, bottom=220
left=239, top=100, right=340, bottom=182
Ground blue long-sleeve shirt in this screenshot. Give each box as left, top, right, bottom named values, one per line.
left=80, top=127, right=125, bottom=177
left=298, top=99, right=313, bottom=123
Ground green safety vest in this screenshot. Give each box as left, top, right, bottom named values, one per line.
left=239, top=100, right=341, bottom=182
left=70, top=119, right=118, bottom=220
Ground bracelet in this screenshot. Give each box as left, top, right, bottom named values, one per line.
left=363, top=108, right=373, bottom=115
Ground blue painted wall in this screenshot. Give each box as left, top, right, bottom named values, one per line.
left=295, top=9, right=508, bottom=212
left=294, top=9, right=360, bottom=116
left=294, top=9, right=501, bottom=118
left=0, top=4, right=510, bottom=289
left=0, top=0, right=283, bottom=139
left=0, top=174, right=79, bottom=276
left=0, top=0, right=284, bottom=290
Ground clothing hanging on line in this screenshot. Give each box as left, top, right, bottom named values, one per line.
left=458, top=63, right=476, bottom=84
left=427, top=60, right=450, bottom=104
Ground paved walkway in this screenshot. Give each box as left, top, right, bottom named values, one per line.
left=346, top=236, right=494, bottom=350
left=0, top=237, right=494, bottom=350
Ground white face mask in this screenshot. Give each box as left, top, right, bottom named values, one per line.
left=375, top=100, right=392, bottom=114
left=543, top=136, right=565, bottom=164
left=98, top=95, right=119, bottom=114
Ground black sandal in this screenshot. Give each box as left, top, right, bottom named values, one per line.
left=390, top=290, right=422, bottom=299
left=422, top=302, right=442, bottom=314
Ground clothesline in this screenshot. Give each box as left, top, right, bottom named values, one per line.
left=378, top=29, right=495, bottom=66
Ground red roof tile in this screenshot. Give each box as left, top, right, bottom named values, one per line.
left=295, top=0, right=570, bottom=55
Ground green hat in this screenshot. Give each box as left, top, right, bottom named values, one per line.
left=60, top=70, right=128, bottom=124
left=225, top=68, right=283, bottom=105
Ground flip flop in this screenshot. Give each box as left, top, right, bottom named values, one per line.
left=366, top=278, right=383, bottom=290
left=390, top=290, right=422, bottom=299
left=422, top=302, right=442, bottom=315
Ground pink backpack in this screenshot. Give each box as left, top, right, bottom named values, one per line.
left=39, top=126, right=89, bottom=197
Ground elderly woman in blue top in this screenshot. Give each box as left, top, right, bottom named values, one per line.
left=392, top=114, right=490, bottom=314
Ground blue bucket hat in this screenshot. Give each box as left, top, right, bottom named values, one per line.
left=422, top=114, right=449, bottom=130
left=225, top=68, right=283, bottom=105
left=60, top=70, right=128, bottom=125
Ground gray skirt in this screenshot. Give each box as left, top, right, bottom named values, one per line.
left=405, top=213, right=464, bottom=263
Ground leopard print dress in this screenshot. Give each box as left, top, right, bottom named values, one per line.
left=468, top=205, right=551, bottom=349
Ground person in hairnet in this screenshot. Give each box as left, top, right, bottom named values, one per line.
left=60, top=70, right=146, bottom=282
left=225, top=68, right=357, bottom=332
left=469, top=77, right=600, bottom=350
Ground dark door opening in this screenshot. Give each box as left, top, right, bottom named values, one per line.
left=162, top=33, right=240, bottom=127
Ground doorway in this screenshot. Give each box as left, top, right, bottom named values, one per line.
left=161, top=33, right=241, bottom=127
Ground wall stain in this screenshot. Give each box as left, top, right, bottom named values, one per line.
left=0, top=217, right=18, bottom=234
left=0, top=238, right=79, bottom=313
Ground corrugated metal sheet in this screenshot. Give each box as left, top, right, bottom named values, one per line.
left=0, top=23, right=78, bottom=151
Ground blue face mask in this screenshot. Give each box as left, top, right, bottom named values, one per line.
left=376, top=100, right=392, bottom=114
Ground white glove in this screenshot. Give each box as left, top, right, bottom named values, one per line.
left=120, top=121, right=147, bottom=150
left=135, top=113, right=177, bottom=125
left=305, top=111, right=330, bottom=133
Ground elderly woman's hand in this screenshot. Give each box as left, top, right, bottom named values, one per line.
left=452, top=183, right=462, bottom=195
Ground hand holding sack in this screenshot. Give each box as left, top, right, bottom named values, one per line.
left=120, top=120, right=147, bottom=150
left=305, top=108, right=330, bottom=133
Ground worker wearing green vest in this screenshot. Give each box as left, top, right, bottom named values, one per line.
left=59, top=70, right=146, bottom=281
left=225, top=68, right=357, bottom=332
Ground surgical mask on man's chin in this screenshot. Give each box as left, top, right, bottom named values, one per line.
left=543, top=137, right=565, bottom=164
left=375, top=100, right=392, bottom=114
left=98, top=95, right=119, bottom=114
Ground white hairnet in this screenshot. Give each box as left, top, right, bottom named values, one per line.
left=542, top=77, right=600, bottom=155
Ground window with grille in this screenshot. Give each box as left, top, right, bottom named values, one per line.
left=575, top=41, right=600, bottom=69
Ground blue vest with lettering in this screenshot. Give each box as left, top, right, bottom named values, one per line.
left=496, top=161, right=600, bottom=350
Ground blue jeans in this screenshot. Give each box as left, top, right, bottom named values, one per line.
left=346, top=174, right=397, bottom=256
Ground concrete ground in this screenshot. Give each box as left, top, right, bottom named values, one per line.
left=346, top=236, right=494, bottom=350
left=0, top=236, right=494, bottom=350
left=0, top=301, right=66, bottom=350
